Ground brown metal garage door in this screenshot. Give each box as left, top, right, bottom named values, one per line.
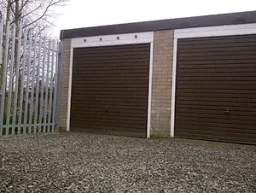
left=175, top=34, right=256, bottom=144
left=70, top=44, right=150, bottom=137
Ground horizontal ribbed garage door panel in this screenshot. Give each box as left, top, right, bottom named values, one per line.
left=177, top=96, right=256, bottom=103
left=176, top=117, right=256, bottom=130
left=177, top=88, right=255, bottom=94
left=176, top=113, right=256, bottom=122
left=72, top=94, right=148, bottom=99
left=179, top=42, right=256, bottom=49
left=177, top=72, right=256, bottom=77
left=176, top=127, right=256, bottom=139
left=179, top=50, right=256, bottom=57
left=72, top=80, right=149, bottom=86
left=176, top=130, right=255, bottom=144
left=177, top=80, right=256, bottom=86
left=73, top=66, right=149, bottom=71
left=179, top=55, right=256, bottom=61
left=176, top=103, right=256, bottom=112
left=71, top=43, right=150, bottom=137
left=74, top=57, right=150, bottom=63
left=71, top=96, right=148, bottom=103
left=178, top=68, right=256, bottom=73
left=72, top=117, right=147, bottom=125
left=179, top=38, right=256, bottom=45
left=176, top=101, right=256, bottom=109
left=74, top=51, right=150, bottom=59
left=177, top=84, right=256, bottom=90
left=74, top=47, right=150, bottom=53
left=71, top=105, right=148, bottom=112
left=176, top=132, right=254, bottom=144
left=175, top=34, right=256, bottom=144
left=178, top=76, right=256, bottom=82
left=71, top=102, right=149, bottom=108
left=73, top=59, right=149, bottom=66
left=177, top=46, right=256, bottom=53
left=72, top=92, right=148, bottom=98
left=72, top=73, right=149, bottom=79
left=72, top=114, right=147, bottom=121
left=178, top=36, right=256, bottom=45
left=177, top=92, right=256, bottom=99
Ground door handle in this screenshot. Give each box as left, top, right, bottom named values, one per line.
left=224, top=108, right=230, bottom=115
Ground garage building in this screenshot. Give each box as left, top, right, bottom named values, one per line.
left=60, top=10, right=256, bottom=144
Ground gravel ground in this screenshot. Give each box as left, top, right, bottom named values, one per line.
left=0, top=133, right=255, bottom=193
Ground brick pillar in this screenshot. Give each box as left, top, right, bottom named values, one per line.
left=150, top=30, right=174, bottom=137
left=59, top=39, right=71, bottom=130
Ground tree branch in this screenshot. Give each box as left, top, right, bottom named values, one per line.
left=23, top=0, right=65, bottom=28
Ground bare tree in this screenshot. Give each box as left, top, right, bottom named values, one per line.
left=0, top=0, right=67, bottom=86
left=1, top=0, right=67, bottom=26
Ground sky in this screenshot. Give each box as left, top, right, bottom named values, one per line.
left=50, top=0, right=256, bottom=38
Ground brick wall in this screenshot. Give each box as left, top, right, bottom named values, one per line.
left=59, top=39, right=71, bottom=130
left=150, top=30, right=174, bottom=137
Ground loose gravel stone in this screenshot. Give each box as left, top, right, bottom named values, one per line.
left=0, top=133, right=255, bottom=192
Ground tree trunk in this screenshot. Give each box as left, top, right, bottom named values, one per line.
left=0, top=0, right=12, bottom=90
left=12, top=0, right=21, bottom=115
left=14, top=0, right=20, bottom=89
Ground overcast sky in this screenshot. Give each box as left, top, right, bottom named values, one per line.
left=50, top=0, right=256, bottom=38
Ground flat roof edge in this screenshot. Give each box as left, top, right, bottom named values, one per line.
left=60, top=10, right=256, bottom=39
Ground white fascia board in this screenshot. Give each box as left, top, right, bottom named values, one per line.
left=174, top=23, right=256, bottom=39
left=71, top=32, right=154, bottom=48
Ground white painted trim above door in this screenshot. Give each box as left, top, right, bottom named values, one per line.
left=71, top=32, right=154, bottom=48
left=68, top=32, right=154, bottom=138
left=170, top=23, right=256, bottom=137
left=174, top=23, right=256, bottom=39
